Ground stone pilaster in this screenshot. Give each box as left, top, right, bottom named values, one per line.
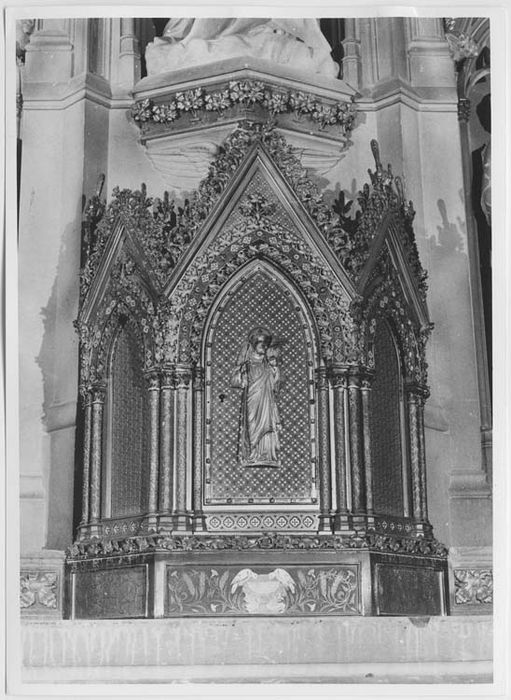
left=117, top=18, right=141, bottom=86
left=342, top=18, right=362, bottom=89
left=406, top=18, right=455, bottom=89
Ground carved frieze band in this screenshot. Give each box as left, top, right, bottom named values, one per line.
left=206, top=512, right=319, bottom=532
left=166, top=565, right=359, bottom=616
left=454, top=568, right=493, bottom=605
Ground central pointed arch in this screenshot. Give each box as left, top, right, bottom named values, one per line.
left=201, top=259, right=321, bottom=507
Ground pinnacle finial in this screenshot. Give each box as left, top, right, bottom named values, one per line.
left=370, top=139, right=382, bottom=170
left=95, top=173, right=105, bottom=198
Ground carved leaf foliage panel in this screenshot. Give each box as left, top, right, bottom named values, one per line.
left=206, top=268, right=315, bottom=503
left=165, top=565, right=359, bottom=616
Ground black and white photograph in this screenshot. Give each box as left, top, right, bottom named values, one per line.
left=4, top=2, right=509, bottom=696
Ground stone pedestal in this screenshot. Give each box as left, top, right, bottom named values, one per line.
left=20, top=616, right=492, bottom=683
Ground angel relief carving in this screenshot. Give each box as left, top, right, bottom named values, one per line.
left=230, top=327, right=285, bottom=467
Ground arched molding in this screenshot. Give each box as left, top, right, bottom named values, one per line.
left=77, top=259, right=158, bottom=390
left=201, top=258, right=320, bottom=371
left=361, top=260, right=428, bottom=388
left=171, top=192, right=356, bottom=367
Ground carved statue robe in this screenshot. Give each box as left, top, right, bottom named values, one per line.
left=145, top=18, right=338, bottom=78
left=231, top=329, right=282, bottom=466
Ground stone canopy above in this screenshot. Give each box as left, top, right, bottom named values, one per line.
left=132, top=59, right=357, bottom=192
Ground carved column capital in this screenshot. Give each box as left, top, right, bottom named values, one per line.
left=315, top=366, right=329, bottom=390
left=145, top=371, right=160, bottom=391
left=175, top=367, right=192, bottom=390
left=91, top=385, right=106, bottom=404
left=329, top=365, right=348, bottom=389
left=193, top=366, right=205, bottom=391
left=458, top=97, right=471, bottom=122
left=160, top=367, right=176, bottom=389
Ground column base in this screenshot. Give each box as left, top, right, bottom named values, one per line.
left=192, top=513, right=208, bottom=533
left=172, top=513, right=192, bottom=532
left=318, top=513, right=333, bottom=533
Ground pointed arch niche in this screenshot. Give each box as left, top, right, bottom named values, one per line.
left=369, top=318, right=410, bottom=518
left=104, top=314, right=150, bottom=519
left=202, top=261, right=319, bottom=512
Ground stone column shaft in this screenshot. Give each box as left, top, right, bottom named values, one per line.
left=348, top=373, right=366, bottom=514
left=89, top=388, right=105, bottom=523
left=158, top=371, right=175, bottom=513
left=316, top=368, right=332, bottom=531
left=417, top=395, right=428, bottom=522
left=174, top=368, right=191, bottom=529
left=407, top=392, right=422, bottom=521
left=361, top=378, right=374, bottom=515
left=192, top=367, right=206, bottom=531
left=146, top=373, right=160, bottom=516
left=331, top=370, right=348, bottom=519
left=80, top=394, right=92, bottom=526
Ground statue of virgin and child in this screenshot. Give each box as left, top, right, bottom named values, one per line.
left=145, top=18, right=338, bottom=79
left=230, top=327, right=283, bottom=467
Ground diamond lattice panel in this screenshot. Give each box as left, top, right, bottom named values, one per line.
left=207, top=270, right=314, bottom=503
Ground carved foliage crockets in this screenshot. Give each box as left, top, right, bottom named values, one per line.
left=342, top=140, right=428, bottom=301
left=77, top=121, right=429, bottom=386
left=172, top=178, right=356, bottom=365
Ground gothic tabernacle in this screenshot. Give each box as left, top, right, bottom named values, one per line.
left=62, top=17, right=453, bottom=620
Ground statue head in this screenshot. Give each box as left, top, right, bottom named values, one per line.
left=248, top=327, right=272, bottom=356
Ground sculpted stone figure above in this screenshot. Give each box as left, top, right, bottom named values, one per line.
left=145, top=18, right=339, bottom=78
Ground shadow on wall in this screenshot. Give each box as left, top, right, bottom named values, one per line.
left=35, top=217, right=82, bottom=551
